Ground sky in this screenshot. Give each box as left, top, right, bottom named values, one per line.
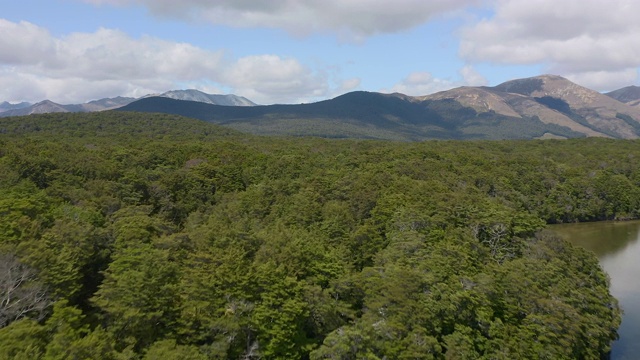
left=1, top=0, right=639, bottom=105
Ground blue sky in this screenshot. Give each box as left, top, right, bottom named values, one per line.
left=1, top=0, right=638, bottom=104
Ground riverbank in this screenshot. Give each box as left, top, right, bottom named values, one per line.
left=551, top=220, right=640, bottom=360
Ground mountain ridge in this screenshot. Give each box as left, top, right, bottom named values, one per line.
left=4, top=75, right=640, bottom=140
left=0, top=101, right=31, bottom=112
left=421, top=75, right=640, bottom=138
left=116, top=75, right=640, bottom=140
left=0, top=90, right=256, bottom=117
left=151, top=89, right=256, bottom=106
left=606, top=85, right=640, bottom=107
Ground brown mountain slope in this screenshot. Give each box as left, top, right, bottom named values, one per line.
left=606, top=85, right=640, bottom=104
left=606, top=86, right=640, bottom=109
left=422, top=75, right=640, bottom=139
left=496, top=75, right=640, bottom=138
left=422, top=86, right=605, bottom=137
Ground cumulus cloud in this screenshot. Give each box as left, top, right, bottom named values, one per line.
left=459, top=65, right=488, bottom=86
left=0, top=19, right=334, bottom=104
left=0, top=20, right=56, bottom=65
left=81, top=0, right=479, bottom=40
left=565, top=69, right=639, bottom=93
left=385, top=66, right=486, bottom=96
left=459, top=0, right=640, bottom=90
left=386, top=72, right=455, bottom=96
left=221, top=55, right=329, bottom=104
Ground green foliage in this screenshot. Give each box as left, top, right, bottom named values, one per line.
left=19, top=205, right=108, bottom=303
left=93, top=244, right=180, bottom=351
left=250, top=266, right=314, bottom=359
left=43, top=300, right=117, bottom=360
left=143, top=339, right=207, bottom=360
left=0, top=319, right=48, bottom=359
left=0, top=112, right=628, bottom=358
left=0, top=181, right=54, bottom=248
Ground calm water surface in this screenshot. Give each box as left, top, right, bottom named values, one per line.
left=551, top=220, right=640, bottom=360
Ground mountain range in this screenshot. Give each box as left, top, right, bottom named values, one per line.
left=418, top=75, right=640, bottom=139
left=3, top=75, right=640, bottom=140
left=117, top=75, right=640, bottom=140
left=0, top=101, right=31, bottom=112
left=0, top=90, right=255, bottom=117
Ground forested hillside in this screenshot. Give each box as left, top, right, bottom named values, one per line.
left=117, top=92, right=585, bottom=141
left=0, top=112, right=629, bottom=359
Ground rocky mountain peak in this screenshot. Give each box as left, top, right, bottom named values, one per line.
left=158, top=90, right=256, bottom=106
left=494, top=75, right=603, bottom=107
left=418, top=74, right=640, bottom=139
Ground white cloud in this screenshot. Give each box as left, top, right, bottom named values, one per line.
left=565, top=69, right=639, bottom=93
left=459, top=0, right=640, bottom=90
left=221, top=55, right=330, bottom=104
left=0, top=19, right=56, bottom=65
left=386, top=72, right=456, bottom=96
left=0, top=19, right=336, bottom=104
left=81, top=0, right=480, bottom=40
left=459, top=65, right=487, bottom=86
left=54, top=29, right=225, bottom=81
left=385, top=66, right=487, bottom=96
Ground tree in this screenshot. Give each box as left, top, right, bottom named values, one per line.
left=250, top=263, right=315, bottom=359
left=43, top=300, right=120, bottom=360
left=0, top=253, right=51, bottom=329
left=143, top=339, right=207, bottom=360
left=0, top=318, right=48, bottom=359
left=92, top=244, right=180, bottom=351
left=18, top=204, right=108, bottom=304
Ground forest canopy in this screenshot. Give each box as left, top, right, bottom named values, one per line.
left=0, top=112, right=627, bottom=359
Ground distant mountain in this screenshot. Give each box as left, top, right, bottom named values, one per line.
left=81, top=96, right=136, bottom=112
left=605, top=86, right=640, bottom=107
left=6, top=76, right=640, bottom=140
left=0, top=91, right=256, bottom=118
left=0, top=100, right=82, bottom=117
left=0, top=101, right=31, bottom=112
left=155, top=89, right=256, bottom=106
left=117, top=89, right=581, bottom=140
left=118, top=75, right=640, bottom=140
left=423, top=75, right=640, bottom=139
left=0, top=97, right=131, bottom=117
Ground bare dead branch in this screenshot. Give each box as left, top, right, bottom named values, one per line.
left=0, top=253, right=51, bottom=328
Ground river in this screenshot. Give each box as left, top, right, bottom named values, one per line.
left=551, top=220, right=640, bottom=360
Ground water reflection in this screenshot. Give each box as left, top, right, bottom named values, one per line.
left=552, top=221, right=639, bottom=255
left=551, top=220, right=640, bottom=360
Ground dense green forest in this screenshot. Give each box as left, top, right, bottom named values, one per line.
left=0, top=112, right=629, bottom=359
